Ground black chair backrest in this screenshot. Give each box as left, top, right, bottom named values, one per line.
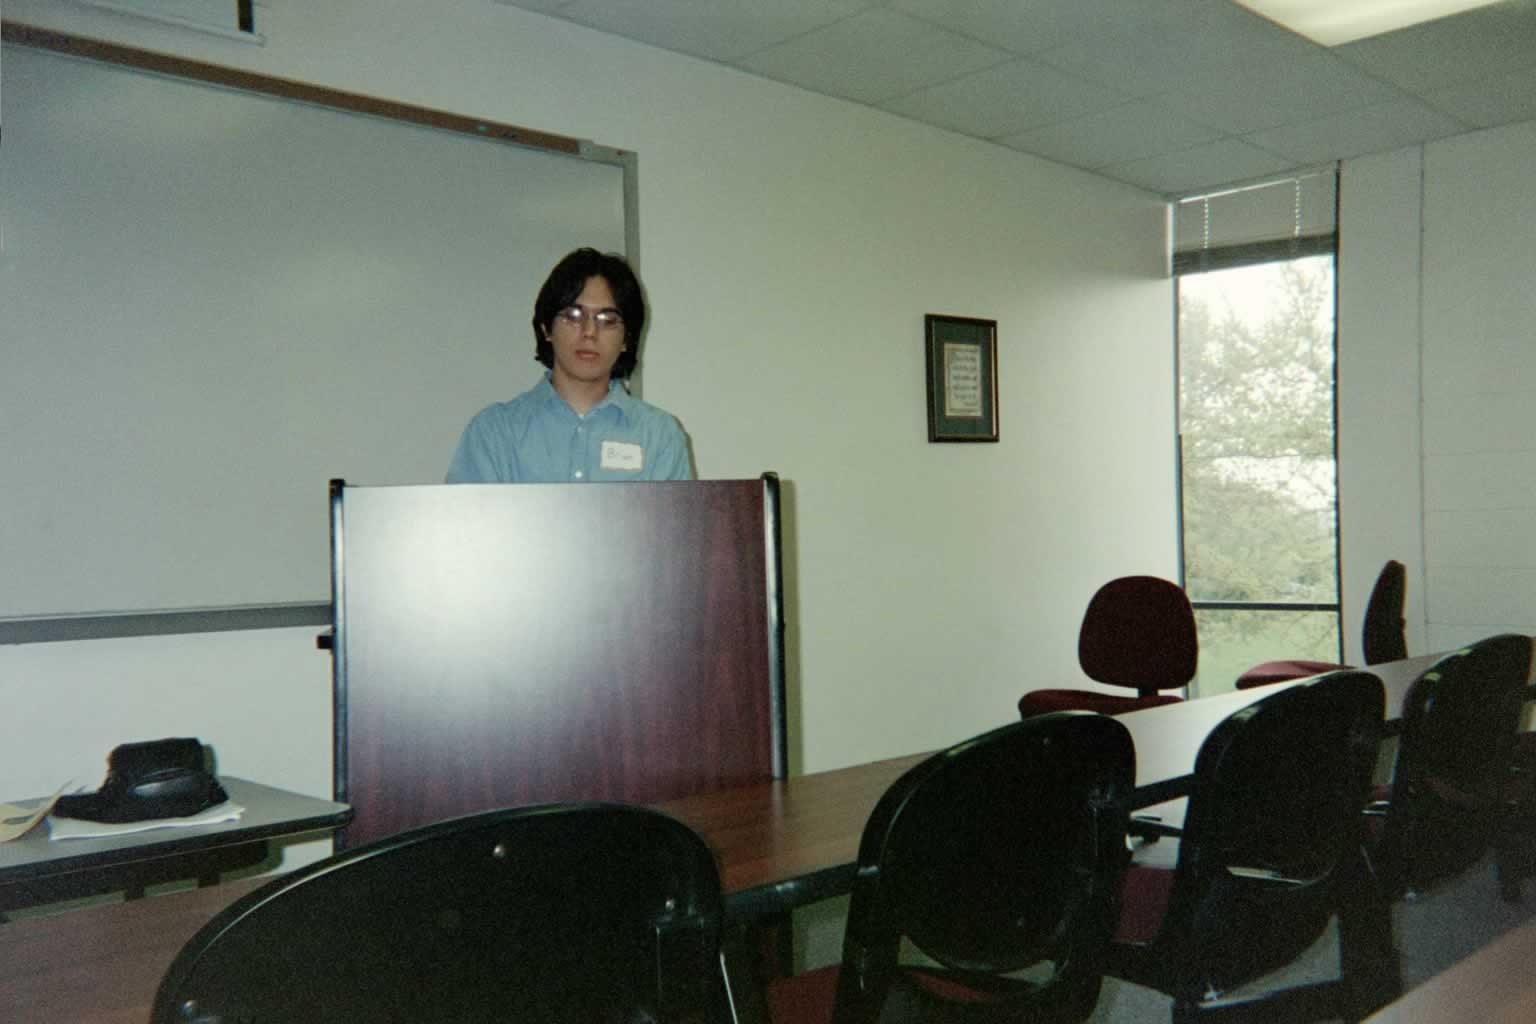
left=833, top=712, right=1135, bottom=1024
left=152, top=803, right=730, bottom=1024
left=1360, top=560, right=1408, bottom=665
left=1379, top=633, right=1533, bottom=892
left=1078, top=576, right=1198, bottom=696
left=1160, top=670, right=1384, bottom=988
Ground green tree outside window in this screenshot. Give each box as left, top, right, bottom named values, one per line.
left=1179, top=255, right=1340, bottom=694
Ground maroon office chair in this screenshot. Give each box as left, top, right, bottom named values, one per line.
left=1110, top=670, right=1399, bottom=1023
left=1234, top=560, right=1407, bottom=689
left=1019, top=575, right=1197, bottom=718
left=766, top=713, right=1135, bottom=1024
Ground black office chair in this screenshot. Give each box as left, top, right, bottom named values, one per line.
left=1497, top=726, right=1536, bottom=902
left=766, top=712, right=1135, bottom=1024
left=1109, top=670, right=1399, bottom=1023
left=1235, top=560, right=1407, bottom=689
left=1365, top=634, right=1532, bottom=900
left=151, top=803, right=735, bottom=1024
left=1019, top=575, right=1197, bottom=717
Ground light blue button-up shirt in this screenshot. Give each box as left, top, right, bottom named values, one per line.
left=446, top=375, right=692, bottom=483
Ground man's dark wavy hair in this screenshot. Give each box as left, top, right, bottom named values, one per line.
left=532, top=247, right=645, bottom=380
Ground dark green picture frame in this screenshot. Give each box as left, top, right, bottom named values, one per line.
left=924, top=314, right=999, bottom=443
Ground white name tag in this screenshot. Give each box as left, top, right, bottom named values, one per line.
left=600, top=441, right=644, bottom=472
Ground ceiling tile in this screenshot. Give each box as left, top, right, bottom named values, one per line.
left=1245, top=99, right=1472, bottom=164
left=1099, top=138, right=1297, bottom=195
left=1167, top=52, right=1408, bottom=134
left=888, top=0, right=1172, bottom=55
left=495, top=0, right=1535, bottom=196
left=495, top=0, right=573, bottom=14
left=998, top=100, right=1225, bottom=170
left=879, top=57, right=1127, bottom=139
left=1334, top=2, right=1536, bottom=95
left=545, top=0, right=880, bottom=63
left=1035, top=1, right=1320, bottom=99
left=738, top=8, right=1014, bottom=106
left=1422, top=65, right=1536, bottom=128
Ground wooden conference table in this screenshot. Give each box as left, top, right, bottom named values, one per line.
left=0, top=653, right=1454, bottom=1023
left=660, top=652, right=1444, bottom=920
left=1364, top=912, right=1536, bottom=1023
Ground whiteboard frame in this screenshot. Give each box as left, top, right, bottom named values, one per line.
left=0, top=22, right=640, bottom=644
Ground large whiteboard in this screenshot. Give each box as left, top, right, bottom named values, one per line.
left=1, top=41, right=629, bottom=621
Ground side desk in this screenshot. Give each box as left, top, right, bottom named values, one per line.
left=0, top=777, right=351, bottom=914
left=0, top=653, right=1477, bottom=1022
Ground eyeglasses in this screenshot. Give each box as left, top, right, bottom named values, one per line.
left=554, top=305, right=624, bottom=331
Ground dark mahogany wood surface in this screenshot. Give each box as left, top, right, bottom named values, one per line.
left=333, top=478, right=783, bottom=849
left=655, top=753, right=927, bottom=912
left=0, top=876, right=267, bottom=1024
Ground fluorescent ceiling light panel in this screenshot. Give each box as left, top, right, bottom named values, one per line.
left=1234, top=0, right=1505, bottom=46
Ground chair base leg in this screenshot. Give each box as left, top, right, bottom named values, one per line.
left=1338, top=850, right=1403, bottom=1019
left=1173, top=982, right=1346, bottom=1024
left=1494, top=834, right=1533, bottom=904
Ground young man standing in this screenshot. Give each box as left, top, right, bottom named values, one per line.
left=446, top=248, right=692, bottom=483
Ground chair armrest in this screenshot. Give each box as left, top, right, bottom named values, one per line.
left=1128, top=815, right=1184, bottom=842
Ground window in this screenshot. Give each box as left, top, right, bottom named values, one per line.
left=1174, top=172, right=1340, bottom=696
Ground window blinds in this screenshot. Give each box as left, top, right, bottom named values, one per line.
left=1174, top=167, right=1337, bottom=273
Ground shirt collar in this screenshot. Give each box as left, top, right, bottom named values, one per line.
left=537, top=373, right=633, bottom=420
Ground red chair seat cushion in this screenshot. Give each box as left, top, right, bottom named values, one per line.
left=1113, top=864, right=1174, bottom=944
left=766, top=963, right=1019, bottom=1023
left=1235, top=660, right=1345, bottom=689
left=766, top=964, right=839, bottom=1024
left=1019, top=689, right=1182, bottom=718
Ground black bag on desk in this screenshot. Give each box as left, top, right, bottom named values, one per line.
left=53, top=738, right=229, bottom=823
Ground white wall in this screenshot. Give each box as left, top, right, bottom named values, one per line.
left=1338, top=148, right=1429, bottom=661
left=1340, top=121, right=1536, bottom=655
left=1420, top=121, right=1536, bottom=649
left=2, top=0, right=1174, bottom=810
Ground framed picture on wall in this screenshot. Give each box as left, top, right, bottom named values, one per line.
left=924, top=314, right=999, bottom=443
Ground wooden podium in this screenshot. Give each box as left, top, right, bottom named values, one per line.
left=328, top=476, right=786, bottom=849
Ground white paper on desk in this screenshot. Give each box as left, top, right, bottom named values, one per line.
left=0, top=783, right=72, bottom=843
left=47, top=801, right=246, bottom=841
